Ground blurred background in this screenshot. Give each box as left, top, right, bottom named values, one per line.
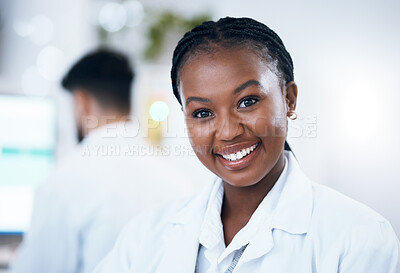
left=0, top=0, right=399, bottom=269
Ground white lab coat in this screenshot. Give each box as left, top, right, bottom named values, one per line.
left=9, top=122, right=193, bottom=273
left=94, top=151, right=400, bottom=273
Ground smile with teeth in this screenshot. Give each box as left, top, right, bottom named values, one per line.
left=220, top=143, right=259, bottom=161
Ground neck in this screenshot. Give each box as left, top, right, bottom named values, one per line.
left=221, top=151, right=285, bottom=222
left=84, top=111, right=131, bottom=137
left=97, top=112, right=130, bottom=128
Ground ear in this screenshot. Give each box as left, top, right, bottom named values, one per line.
left=73, top=89, right=92, bottom=117
left=285, top=81, right=298, bottom=111
left=73, top=89, right=100, bottom=137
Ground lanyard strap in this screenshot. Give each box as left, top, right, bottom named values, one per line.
left=224, top=244, right=248, bottom=273
left=195, top=244, right=249, bottom=273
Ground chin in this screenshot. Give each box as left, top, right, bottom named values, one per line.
left=219, top=170, right=269, bottom=188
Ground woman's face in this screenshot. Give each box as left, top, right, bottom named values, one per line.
left=179, top=47, right=296, bottom=187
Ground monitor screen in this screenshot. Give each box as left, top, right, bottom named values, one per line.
left=0, top=95, right=56, bottom=233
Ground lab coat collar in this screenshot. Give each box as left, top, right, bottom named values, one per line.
left=169, top=151, right=313, bottom=234
left=270, top=150, right=313, bottom=235
left=199, top=156, right=289, bottom=263
left=81, top=120, right=140, bottom=145
left=197, top=179, right=224, bottom=250
left=238, top=151, right=313, bottom=266
left=168, top=178, right=217, bottom=225
left=162, top=151, right=313, bottom=271
left=155, top=180, right=216, bottom=272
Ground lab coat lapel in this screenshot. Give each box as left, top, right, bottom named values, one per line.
left=155, top=181, right=215, bottom=273
left=155, top=223, right=201, bottom=273
left=239, top=223, right=275, bottom=265
left=237, top=151, right=314, bottom=268
left=271, top=151, right=313, bottom=234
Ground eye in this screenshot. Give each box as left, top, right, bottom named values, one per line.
left=238, top=97, right=259, bottom=108
left=192, top=109, right=213, bottom=119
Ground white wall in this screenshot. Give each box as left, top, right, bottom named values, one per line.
left=214, top=0, right=400, bottom=235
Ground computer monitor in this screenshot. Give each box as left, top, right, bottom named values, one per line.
left=0, top=95, right=56, bottom=234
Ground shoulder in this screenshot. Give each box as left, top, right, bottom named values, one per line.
left=33, top=144, right=115, bottom=216
left=280, top=151, right=394, bottom=238
left=92, top=195, right=199, bottom=272
left=288, top=176, right=400, bottom=271
left=112, top=180, right=214, bottom=248
left=310, top=182, right=388, bottom=228
left=123, top=193, right=204, bottom=237
left=284, top=151, right=393, bottom=233
left=309, top=182, right=399, bottom=263
left=102, top=197, right=193, bottom=265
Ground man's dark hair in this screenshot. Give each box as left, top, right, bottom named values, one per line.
left=62, top=48, right=134, bottom=114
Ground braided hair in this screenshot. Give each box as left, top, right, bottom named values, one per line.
left=170, top=17, right=295, bottom=152
left=171, top=17, right=294, bottom=105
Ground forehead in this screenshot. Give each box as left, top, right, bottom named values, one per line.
left=178, top=48, right=280, bottom=101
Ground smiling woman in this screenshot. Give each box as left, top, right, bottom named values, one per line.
left=94, top=17, right=400, bottom=273
left=180, top=48, right=289, bottom=189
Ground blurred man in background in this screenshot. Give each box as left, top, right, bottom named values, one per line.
left=9, top=49, right=191, bottom=273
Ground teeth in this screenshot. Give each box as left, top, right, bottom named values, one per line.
left=221, top=143, right=258, bottom=161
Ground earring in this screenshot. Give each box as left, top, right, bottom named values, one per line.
left=287, top=110, right=297, bottom=120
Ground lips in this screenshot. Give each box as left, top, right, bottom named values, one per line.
left=220, top=143, right=258, bottom=161
left=214, top=141, right=261, bottom=171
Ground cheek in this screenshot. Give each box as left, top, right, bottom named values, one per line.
left=185, top=118, right=214, bottom=157
left=252, top=115, right=286, bottom=138
left=248, top=102, right=287, bottom=138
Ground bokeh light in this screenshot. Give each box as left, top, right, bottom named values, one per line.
left=149, top=100, right=169, bottom=122
left=29, top=14, right=54, bottom=45
left=21, top=66, right=50, bottom=96
left=98, top=2, right=127, bottom=32
left=13, top=15, right=53, bottom=45
left=37, top=46, right=66, bottom=82
left=123, top=0, right=144, bottom=27
left=13, top=20, right=33, bottom=37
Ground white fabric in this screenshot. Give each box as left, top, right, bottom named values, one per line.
left=94, top=150, right=400, bottom=273
left=9, top=122, right=193, bottom=273
left=196, top=156, right=288, bottom=273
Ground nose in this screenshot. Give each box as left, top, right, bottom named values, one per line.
left=215, top=113, right=245, bottom=141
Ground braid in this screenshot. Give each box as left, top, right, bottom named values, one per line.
left=171, top=17, right=294, bottom=105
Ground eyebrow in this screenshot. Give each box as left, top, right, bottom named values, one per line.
left=185, top=80, right=263, bottom=107
left=185, top=96, right=211, bottom=107
left=233, top=80, right=263, bottom=94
